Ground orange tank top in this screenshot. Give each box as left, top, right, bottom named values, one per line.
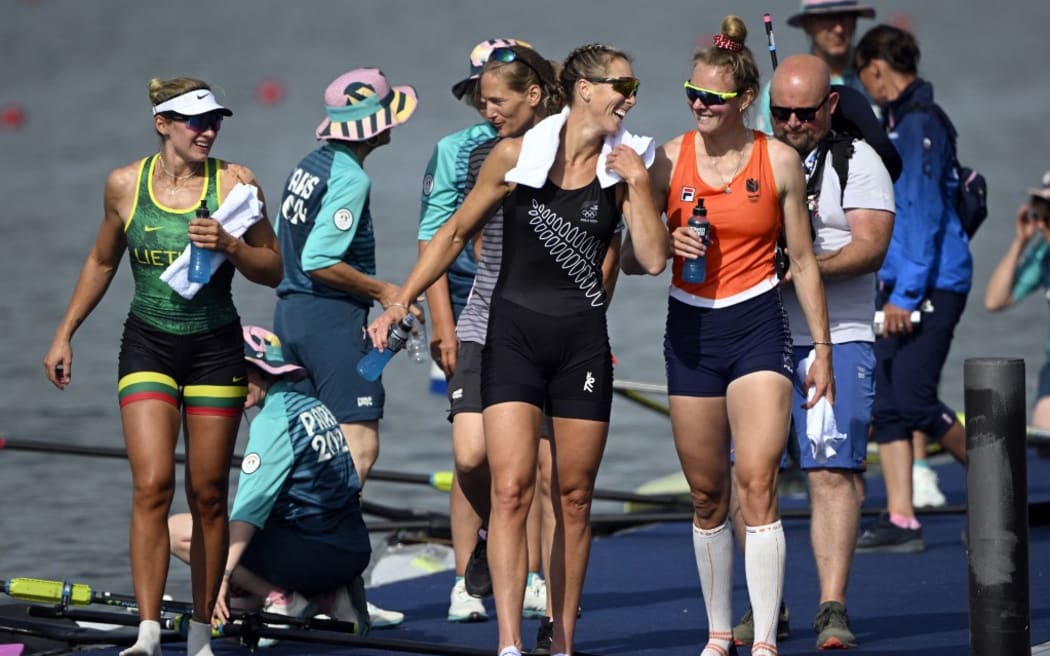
left=666, top=130, right=781, bottom=307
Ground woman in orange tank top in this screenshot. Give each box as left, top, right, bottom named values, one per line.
left=624, top=15, right=833, bottom=656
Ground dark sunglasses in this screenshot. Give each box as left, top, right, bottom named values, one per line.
left=683, top=81, right=742, bottom=107
left=163, top=111, right=224, bottom=133
left=489, top=46, right=551, bottom=85
left=586, top=76, right=640, bottom=99
left=769, top=93, right=831, bottom=123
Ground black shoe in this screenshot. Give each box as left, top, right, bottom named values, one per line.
left=530, top=617, right=553, bottom=656
left=855, top=514, right=925, bottom=554
left=464, top=529, right=492, bottom=598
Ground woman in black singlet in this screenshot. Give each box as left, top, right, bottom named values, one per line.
left=368, top=44, right=669, bottom=656
left=43, top=77, right=281, bottom=656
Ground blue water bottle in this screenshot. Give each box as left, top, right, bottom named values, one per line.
left=681, top=198, right=710, bottom=284
left=357, top=314, right=415, bottom=382
left=188, top=200, right=212, bottom=284
left=188, top=199, right=212, bottom=284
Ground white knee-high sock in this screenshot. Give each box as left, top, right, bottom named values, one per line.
left=693, top=522, right=734, bottom=656
left=119, top=620, right=161, bottom=656
left=745, top=520, right=786, bottom=652
left=186, top=619, right=214, bottom=656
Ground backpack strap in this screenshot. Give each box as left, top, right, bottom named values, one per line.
left=805, top=131, right=854, bottom=211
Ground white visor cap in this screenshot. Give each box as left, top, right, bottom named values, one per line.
left=152, top=89, right=232, bottom=117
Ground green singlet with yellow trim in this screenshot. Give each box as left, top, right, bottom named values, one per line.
left=125, top=155, right=238, bottom=335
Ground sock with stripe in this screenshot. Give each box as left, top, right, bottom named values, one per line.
left=745, top=520, right=786, bottom=651
left=692, top=521, right=734, bottom=656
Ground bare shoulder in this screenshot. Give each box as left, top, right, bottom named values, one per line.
left=765, top=136, right=804, bottom=172
left=219, top=160, right=259, bottom=189
left=660, top=133, right=686, bottom=165
left=105, top=159, right=144, bottom=195
left=488, top=137, right=522, bottom=170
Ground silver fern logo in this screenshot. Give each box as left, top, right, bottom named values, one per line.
left=528, top=198, right=605, bottom=307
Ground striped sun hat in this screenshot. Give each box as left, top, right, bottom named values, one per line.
left=787, top=0, right=876, bottom=27
left=315, top=68, right=418, bottom=142
left=243, top=325, right=307, bottom=381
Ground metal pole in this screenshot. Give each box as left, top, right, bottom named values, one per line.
left=963, top=358, right=1030, bottom=655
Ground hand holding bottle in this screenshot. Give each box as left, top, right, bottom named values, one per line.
left=188, top=200, right=213, bottom=283
left=357, top=313, right=420, bottom=381
left=681, top=199, right=711, bottom=284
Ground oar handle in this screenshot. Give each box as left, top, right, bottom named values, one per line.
left=3, top=577, right=94, bottom=606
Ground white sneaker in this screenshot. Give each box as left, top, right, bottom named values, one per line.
left=913, top=465, right=947, bottom=508
left=367, top=601, right=404, bottom=629
left=258, top=590, right=314, bottom=648
left=448, top=578, right=487, bottom=623
left=522, top=574, right=547, bottom=619
left=262, top=589, right=313, bottom=619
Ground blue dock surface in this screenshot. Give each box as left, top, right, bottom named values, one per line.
left=4, top=449, right=1050, bottom=655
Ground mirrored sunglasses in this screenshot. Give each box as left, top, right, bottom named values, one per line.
left=683, top=82, right=741, bottom=106
left=164, top=111, right=224, bottom=133
left=769, top=94, right=831, bottom=123
left=488, top=46, right=549, bottom=84
left=587, top=76, right=640, bottom=99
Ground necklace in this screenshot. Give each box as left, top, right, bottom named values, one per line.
left=156, top=155, right=200, bottom=197
left=706, top=148, right=743, bottom=194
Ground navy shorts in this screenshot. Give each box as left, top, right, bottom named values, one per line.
left=240, top=521, right=370, bottom=596
left=792, top=342, right=874, bottom=471
left=274, top=294, right=384, bottom=423
left=664, top=289, right=794, bottom=397
left=871, top=288, right=967, bottom=444
left=482, top=298, right=612, bottom=422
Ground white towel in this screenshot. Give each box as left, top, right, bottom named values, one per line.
left=504, top=107, right=655, bottom=189
left=160, top=183, right=265, bottom=299
left=799, top=348, right=846, bottom=464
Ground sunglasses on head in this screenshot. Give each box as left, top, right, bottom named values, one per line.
left=683, top=81, right=742, bottom=107
left=586, top=76, right=640, bottom=99
left=163, top=111, right=224, bottom=133
left=489, top=47, right=549, bottom=84
left=769, top=93, right=831, bottom=123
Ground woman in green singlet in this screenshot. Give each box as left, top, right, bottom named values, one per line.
left=43, top=76, right=281, bottom=656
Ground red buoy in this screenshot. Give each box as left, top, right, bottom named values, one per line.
left=256, top=79, right=285, bottom=106
left=1, top=104, right=26, bottom=130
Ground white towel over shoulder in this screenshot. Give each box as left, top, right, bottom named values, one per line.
left=800, top=348, right=846, bottom=464
left=160, top=183, right=265, bottom=299
left=504, top=107, right=655, bottom=189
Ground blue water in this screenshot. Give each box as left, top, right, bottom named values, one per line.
left=1, top=0, right=1048, bottom=601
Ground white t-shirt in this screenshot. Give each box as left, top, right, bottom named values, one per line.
left=783, top=139, right=895, bottom=345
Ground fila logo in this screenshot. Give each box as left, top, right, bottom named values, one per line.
left=583, top=371, right=595, bottom=393
left=681, top=186, right=695, bottom=202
